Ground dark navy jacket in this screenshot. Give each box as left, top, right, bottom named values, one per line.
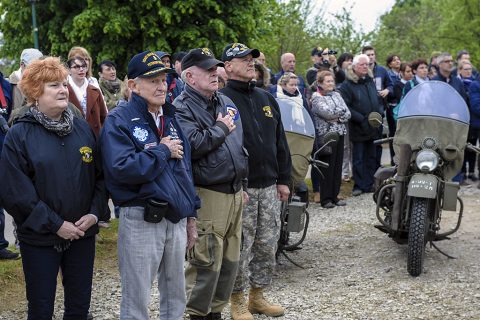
left=0, top=114, right=108, bottom=246
left=468, top=80, right=480, bottom=129
left=432, top=73, right=468, bottom=103
left=0, top=73, right=12, bottom=153
left=99, top=93, right=199, bottom=222
left=338, top=69, right=384, bottom=142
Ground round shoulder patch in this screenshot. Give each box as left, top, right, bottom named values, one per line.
left=131, top=124, right=150, bottom=142
left=226, top=105, right=239, bottom=121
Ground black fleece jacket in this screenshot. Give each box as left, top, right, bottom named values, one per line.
left=220, top=80, right=291, bottom=188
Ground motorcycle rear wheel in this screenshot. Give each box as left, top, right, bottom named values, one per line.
left=407, top=197, right=429, bottom=277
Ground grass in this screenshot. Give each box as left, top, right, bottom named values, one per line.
left=305, top=177, right=354, bottom=202
left=0, top=220, right=120, bottom=313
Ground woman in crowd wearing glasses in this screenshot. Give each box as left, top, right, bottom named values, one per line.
left=67, top=56, right=106, bottom=137
left=0, top=57, right=108, bottom=319
left=68, top=46, right=100, bottom=89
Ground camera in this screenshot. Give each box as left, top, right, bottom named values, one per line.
left=327, top=49, right=337, bottom=55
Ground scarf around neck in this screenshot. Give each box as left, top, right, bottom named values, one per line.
left=30, top=105, right=74, bottom=136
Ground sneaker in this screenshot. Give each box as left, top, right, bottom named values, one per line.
left=352, top=189, right=363, bottom=197
left=335, top=200, right=347, bottom=206
left=0, top=248, right=20, bottom=260
left=322, top=202, right=335, bottom=209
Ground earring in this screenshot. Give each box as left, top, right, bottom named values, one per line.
left=35, top=100, right=39, bottom=107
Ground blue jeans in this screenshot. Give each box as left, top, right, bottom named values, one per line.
left=0, top=208, right=9, bottom=250
left=118, top=206, right=187, bottom=320
left=20, top=236, right=95, bottom=320
left=352, top=140, right=378, bottom=192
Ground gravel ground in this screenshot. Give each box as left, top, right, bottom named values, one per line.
left=1, top=184, right=479, bottom=320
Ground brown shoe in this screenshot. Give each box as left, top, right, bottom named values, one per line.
left=248, top=288, right=284, bottom=317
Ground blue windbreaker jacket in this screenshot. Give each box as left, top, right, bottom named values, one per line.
left=99, top=93, right=199, bottom=222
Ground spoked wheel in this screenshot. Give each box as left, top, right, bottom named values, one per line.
left=407, top=197, right=430, bottom=276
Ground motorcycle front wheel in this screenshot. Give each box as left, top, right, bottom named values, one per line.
left=407, top=197, right=430, bottom=276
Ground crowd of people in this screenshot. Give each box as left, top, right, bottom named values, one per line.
left=0, top=42, right=478, bottom=320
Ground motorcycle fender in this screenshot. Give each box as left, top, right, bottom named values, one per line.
left=407, top=174, right=438, bottom=199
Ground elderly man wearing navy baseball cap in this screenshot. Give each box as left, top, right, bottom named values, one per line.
left=100, top=50, right=200, bottom=319
left=174, top=47, right=249, bottom=320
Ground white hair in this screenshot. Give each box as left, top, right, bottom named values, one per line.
left=181, top=69, right=189, bottom=83
left=352, top=54, right=369, bottom=66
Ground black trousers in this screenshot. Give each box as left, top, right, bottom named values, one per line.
left=386, top=106, right=397, bottom=165
left=314, top=135, right=344, bottom=206
left=20, top=236, right=95, bottom=320
left=462, top=128, right=480, bottom=175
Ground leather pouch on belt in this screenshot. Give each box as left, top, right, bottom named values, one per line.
left=144, top=199, right=169, bottom=223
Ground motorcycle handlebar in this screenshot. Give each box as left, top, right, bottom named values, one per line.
left=374, top=137, right=394, bottom=145
left=312, top=159, right=329, bottom=169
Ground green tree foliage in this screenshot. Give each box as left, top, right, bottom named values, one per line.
left=251, top=0, right=371, bottom=77
left=0, top=0, right=276, bottom=75
left=373, top=0, right=480, bottom=66
left=312, top=6, right=373, bottom=57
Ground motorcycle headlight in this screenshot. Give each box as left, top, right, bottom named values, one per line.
left=415, top=149, right=439, bottom=172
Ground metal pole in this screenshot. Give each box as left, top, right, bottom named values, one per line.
left=30, top=1, right=39, bottom=49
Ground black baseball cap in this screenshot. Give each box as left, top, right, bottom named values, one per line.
left=127, top=51, right=176, bottom=79
left=181, top=48, right=224, bottom=71
left=311, top=47, right=323, bottom=56
left=221, top=43, right=260, bottom=62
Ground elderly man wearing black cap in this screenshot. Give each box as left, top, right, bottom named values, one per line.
left=173, top=47, right=249, bottom=320
left=220, top=43, right=291, bottom=320
left=99, top=51, right=200, bottom=320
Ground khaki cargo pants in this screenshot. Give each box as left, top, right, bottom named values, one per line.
left=185, top=187, right=243, bottom=316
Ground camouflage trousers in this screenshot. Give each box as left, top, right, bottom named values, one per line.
left=185, top=188, right=243, bottom=316
left=233, top=184, right=281, bottom=292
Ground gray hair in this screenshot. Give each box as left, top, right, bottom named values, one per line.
left=352, top=54, right=369, bottom=66
left=181, top=69, right=189, bottom=83
left=436, top=52, right=452, bottom=64
left=278, top=72, right=298, bottom=86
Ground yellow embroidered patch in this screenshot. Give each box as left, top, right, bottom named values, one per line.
left=263, top=106, right=273, bottom=118
left=79, top=146, right=93, bottom=163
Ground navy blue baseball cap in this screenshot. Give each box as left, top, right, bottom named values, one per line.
left=221, top=43, right=260, bottom=62
left=127, top=51, right=176, bottom=79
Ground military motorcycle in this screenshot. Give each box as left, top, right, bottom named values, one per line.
left=275, top=97, right=330, bottom=266
left=373, top=81, right=479, bottom=276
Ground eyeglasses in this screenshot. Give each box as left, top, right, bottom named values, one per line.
left=441, top=60, right=453, bottom=63
left=71, top=64, right=87, bottom=70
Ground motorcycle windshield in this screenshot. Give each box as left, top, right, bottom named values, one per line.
left=398, top=81, right=469, bottom=124
left=276, top=97, right=315, bottom=137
